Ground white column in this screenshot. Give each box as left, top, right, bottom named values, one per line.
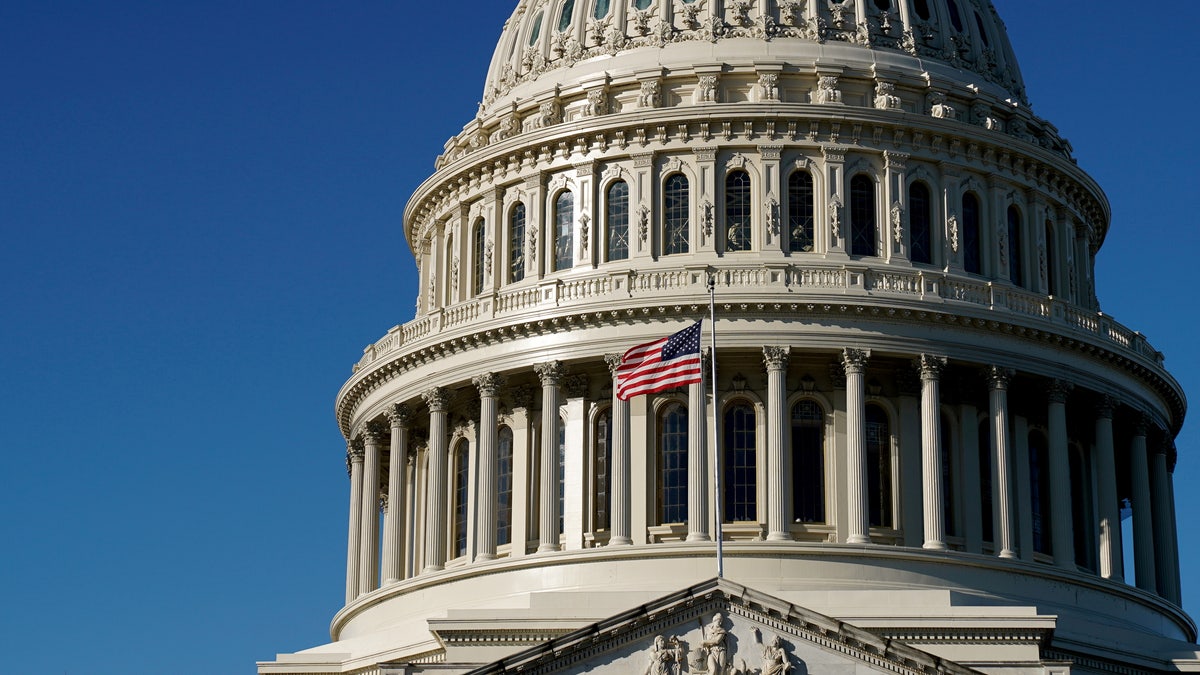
left=687, top=378, right=710, bottom=542
left=422, top=387, right=451, bottom=573
left=1094, top=395, right=1122, bottom=580
left=987, top=367, right=1018, bottom=559
left=605, top=355, right=633, bottom=546
left=534, top=361, right=565, bottom=553
left=382, top=405, right=411, bottom=584
left=1129, top=418, right=1156, bottom=592
left=844, top=348, right=871, bottom=544
left=358, top=426, right=383, bottom=596
left=473, top=373, right=504, bottom=561
left=563, top=375, right=589, bottom=550
left=1046, top=380, right=1075, bottom=569
left=344, top=440, right=364, bottom=604
left=919, top=355, right=948, bottom=550
left=1152, top=441, right=1181, bottom=603
left=764, top=346, right=790, bottom=541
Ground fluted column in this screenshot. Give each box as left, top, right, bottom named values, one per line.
left=1046, top=380, right=1075, bottom=569
left=1094, top=395, right=1122, bottom=580
left=382, top=405, right=411, bottom=584
left=686, top=377, right=710, bottom=542
left=987, top=367, right=1018, bottom=559
left=358, top=425, right=383, bottom=596
left=534, top=361, right=565, bottom=553
left=422, top=387, right=451, bottom=573
left=1152, top=441, right=1181, bottom=603
left=844, top=348, right=871, bottom=544
left=605, top=354, right=633, bottom=546
left=764, top=346, right=790, bottom=541
left=344, top=440, right=365, bottom=604
left=1129, top=417, right=1156, bottom=592
left=919, top=355, right=948, bottom=550
left=473, top=373, right=504, bottom=561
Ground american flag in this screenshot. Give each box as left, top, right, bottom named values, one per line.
left=616, top=321, right=703, bottom=401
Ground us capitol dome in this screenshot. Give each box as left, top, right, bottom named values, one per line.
left=261, top=1, right=1196, bottom=673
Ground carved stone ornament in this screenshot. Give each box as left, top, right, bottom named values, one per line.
left=664, top=156, right=684, bottom=174
left=696, top=612, right=733, bottom=674
left=779, top=0, right=804, bottom=26
left=534, top=360, right=566, bottom=386
left=874, top=81, right=901, bottom=110
left=726, top=152, right=748, bottom=171
left=728, top=0, right=753, bottom=27
left=890, top=201, right=904, bottom=243
left=565, top=374, right=590, bottom=399
left=986, top=366, right=1014, bottom=390
left=829, top=194, right=843, bottom=240
left=813, top=75, right=842, bottom=104
left=639, top=204, right=651, bottom=244
left=583, top=88, right=608, bottom=117
left=1047, top=379, right=1074, bottom=405
left=758, top=72, right=780, bottom=101
left=697, top=75, right=720, bottom=103
left=997, top=221, right=1008, bottom=266
left=761, top=634, right=794, bottom=675
left=422, top=386, right=451, bottom=413
left=917, top=354, right=947, bottom=379
left=646, top=635, right=687, bottom=675
left=528, top=225, right=538, bottom=260
left=829, top=0, right=854, bottom=29
left=450, top=258, right=460, bottom=295
left=605, top=353, right=623, bottom=376
left=484, top=238, right=494, bottom=276
left=930, top=92, right=957, bottom=120
left=639, top=79, right=662, bottom=108
left=765, top=195, right=780, bottom=244
left=387, top=403, right=412, bottom=429
left=678, top=0, right=704, bottom=29
left=472, top=372, right=505, bottom=398
left=763, top=345, right=790, bottom=370
left=579, top=213, right=590, bottom=255
left=947, top=214, right=960, bottom=253
left=702, top=199, right=715, bottom=239
left=842, top=347, right=870, bottom=374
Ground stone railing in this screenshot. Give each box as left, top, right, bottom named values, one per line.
left=353, top=264, right=1164, bottom=372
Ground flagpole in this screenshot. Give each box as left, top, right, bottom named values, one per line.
left=708, top=272, right=723, bottom=579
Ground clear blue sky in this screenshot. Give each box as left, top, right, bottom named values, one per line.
left=2, top=2, right=1197, bottom=673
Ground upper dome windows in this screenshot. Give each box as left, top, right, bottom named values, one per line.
left=914, top=0, right=932, bottom=21
left=593, top=0, right=610, bottom=19
left=528, top=12, right=543, bottom=46
left=634, top=0, right=652, bottom=10
left=558, top=0, right=575, bottom=31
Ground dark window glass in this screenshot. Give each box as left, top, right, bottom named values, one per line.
left=940, top=413, right=957, bottom=537
left=724, top=403, right=757, bottom=522
left=453, top=440, right=470, bottom=558
left=558, top=0, right=575, bottom=31
left=635, top=0, right=652, bottom=9
left=529, top=13, right=543, bottom=45
left=663, top=174, right=690, bottom=255
left=866, top=404, right=893, bottom=528
left=1045, top=221, right=1057, bottom=295
left=791, top=400, right=825, bottom=523
left=946, top=0, right=964, bottom=31
left=1029, top=431, right=1051, bottom=555
left=873, top=0, right=890, bottom=9
left=658, top=403, right=688, bottom=524
left=850, top=174, right=877, bottom=257
left=510, top=203, right=526, bottom=283
left=558, top=421, right=566, bottom=534
left=979, top=419, right=993, bottom=544
left=607, top=181, right=630, bottom=261
left=787, top=170, right=815, bottom=253
left=554, top=191, right=574, bottom=272
left=974, top=12, right=990, bottom=46
left=593, top=0, right=611, bottom=20
left=473, top=218, right=486, bottom=295
left=962, top=193, right=981, bottom=274
left=1070, top=446, right=1094, bottom=571
left=909, top=182, right=932, bottom=264
left=594, top=409, right=612, bottom=531
left=1007, top=206, right=1023, bottom=287
left=725, top=170, right=752, bottom=252
left=498, top=427, right=514, bottom=546
left=914, top=0, right=931, bottom=20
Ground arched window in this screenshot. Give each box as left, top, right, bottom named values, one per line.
left=558, top=0, right=575, bottom=31
left=593, top=408, right=612, bottom=531
left=979, top=419, right=993, bottom=544
left=1045, top=220, right=1057, bottom=296
left=509, top=203, right=526, bottom=283
left=452, top=439, right=470, bottom=558
left=472, top=218, right=486, bottom=295
left=554, top=191, right=574, bottom=272
left=1028, top=430, right=1051, bottom=555
left=606, top=181, right=630, bottom=262
left=1069, top=444, right=1094, bottom=571
left=865, top=404, right=893, bottom=528
left=914, top=0, right=931, bottom=20
left=962, top=193, right=982, bottom=274
left=946, top=0, right=964, bottom=32
left=498, top=427, right=514, bottom=546
left=787, top=170, right=815, bottom=253
left=850, top=174, right=877, bottom=257
left=974, top=11, right=991, bottom=47
left=1007, top=206, right=1023, bottom=287
left=663, top=174, right=690, bottom=255
left=791, top=400, right=825, bottom=523
left=723, top=402, right=757, bottom=522
left=909, top=182, right=932, bottom=264
left=634, top=0, right=652, bottom=9
left=446, top=233, right=455, bottom=302
left=593, top=0, right=611, bottom=20
left=725, top=170, right=752, bottom=252
left=528, top=12, right=544, bottom=46
left=657, top=402, right=688, bottom=524
left=940, top=413, right=958, bottom=537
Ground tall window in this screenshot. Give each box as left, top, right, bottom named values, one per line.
left=498, top=427, right=514, bottom=546
left=1007, top=206, right=1023, bottom=287
left=850, top=174, right=877, bottom=256
left=657, top=402, right=688, bottom=524
left=962, top=193, right=982, bottom=274
left=472, top=218, right=486, bottom=295
left=558, top=0, right=575, bottom=30
left=594, top=409, right=612, bottom=531
left=558, top=420, right=566, bottom=534
left=940, top=413, right=958, bottom=537
left=554, top=191, right=574, bottom=272
left=909, top=182, right=932, bottom=264
left=606, top=181, right=630, bottom=261
left=452, top=439, right=470, bottom=558
left=725, top=170, right=752, bottom=252
left=593, top=0, right=611, bottom=19
left=723, top=402, right=757, bottom=522
left=787, top=170, right=815, bottom=253
left=791, top=400, right=825, bottom=523
left=509, top=203, right=526, bottom=283
left=1045, top=220, right=1057, bottom=295
left=865, top=404, right=893, bottom=528
left=663, top=174, right=690, bottom=255
left=979, top=419, right=993, bottom=544
left=1029, top=430, right=1051, bottom=555
left=1070, top=445, right=1094, bottom=571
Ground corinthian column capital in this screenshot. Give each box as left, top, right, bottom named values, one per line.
left=986, top=366, right=1014, bottom=390
left=422, top=387, right=451, bottom=413
left=346, top=439, right=365, bottom=464
left=605, top=353, right=623, bottom=376
left=534, top=360, right=566, bottom=386
left=763, top=345, right=790, bottom=371
left=842, top=348, right=871, bottom=375
left=472, top=372, right=506, bottom=398
left=387, top=404, right=412, bottom=429
left=917, top=354, right=947, bottom=380
left=1095, top=394, right=1118, bottom=419
left=1046, top=379, right=1073, bottom=405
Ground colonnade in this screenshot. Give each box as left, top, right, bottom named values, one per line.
left=341, top=348, right=1183, bottom=607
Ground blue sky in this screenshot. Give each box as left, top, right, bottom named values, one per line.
left=1, top=2, right=1197, bottom=673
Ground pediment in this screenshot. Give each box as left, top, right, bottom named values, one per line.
left=464, top=579, right=984, bottom=675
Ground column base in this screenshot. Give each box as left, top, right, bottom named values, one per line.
left=421, top=565, right=444, bottom=574
left=766, top=531, right=791, bottom=542
left=537, top=543, right=560, bottom=553
left=846, top=534, right=871, bottom=545
left=923, top=541, right=949, bottom=551
left=686, top=533, right=711, bottom=542
left=999, top=549, right=1018, bottom=559
left=607, top=536, right=634, bottom=546
left=474, top=553, right=497, bottom=562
